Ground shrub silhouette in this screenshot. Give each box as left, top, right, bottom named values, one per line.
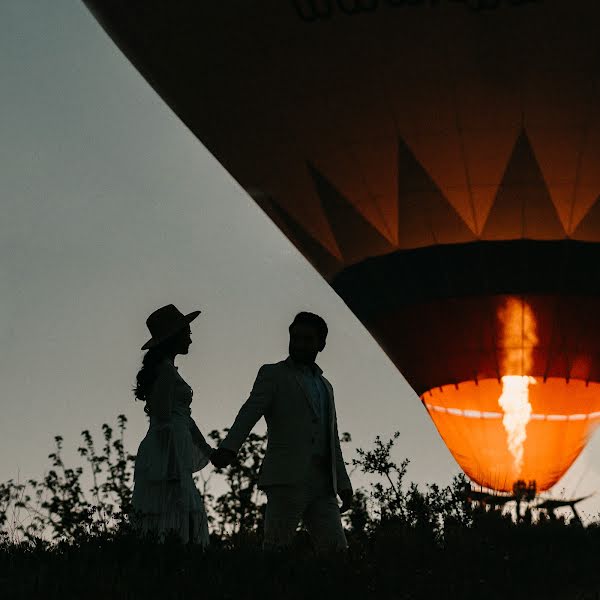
left=0, top=415, right=591, bottom=547
left=0, top=416, right=136, bottom=544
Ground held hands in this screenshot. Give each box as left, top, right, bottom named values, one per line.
left=210, top=447, right=237, bottom=469
left=338, top=489, right=353, bottom=513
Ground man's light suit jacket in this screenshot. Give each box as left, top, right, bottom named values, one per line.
left=221, top=357, right=353, bottom=496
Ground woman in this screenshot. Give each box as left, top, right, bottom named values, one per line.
left=131, top=303, right=213, bottom=545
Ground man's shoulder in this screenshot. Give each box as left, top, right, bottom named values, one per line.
left=248, top=362, right=287, bottom=392
left=321, top=374, right=334, bottom=396
left=257, top=359, right=289, bottom=375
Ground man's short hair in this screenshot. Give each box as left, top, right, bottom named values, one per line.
left=289, top=311, right=328, bottom=348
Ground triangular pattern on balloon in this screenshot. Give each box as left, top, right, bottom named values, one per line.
left=572, top=195, right=600, bottom=241
left=397, top=137, right=475, bottom=249
left=308, top=163, right=395, bottom=265
left=252, top=147, right=347, bottom=259
left=307, top=140, right=398, bottom=244
left=255, top=194, right=343, bottom=280
left=481, top=130, right=566, bottom=240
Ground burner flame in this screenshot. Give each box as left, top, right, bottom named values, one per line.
left=497, top=298, right=538, bottom=476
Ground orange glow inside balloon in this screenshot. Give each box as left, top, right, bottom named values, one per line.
left=423, top=378, right=600, bottom=492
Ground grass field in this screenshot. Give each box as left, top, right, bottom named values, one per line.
left=2, top=514, right=600, bottom=600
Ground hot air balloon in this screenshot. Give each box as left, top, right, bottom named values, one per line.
left=84, top=0, right=600, bottom=493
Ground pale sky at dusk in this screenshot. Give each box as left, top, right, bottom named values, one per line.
left=2, top=0, right=600, bottom=521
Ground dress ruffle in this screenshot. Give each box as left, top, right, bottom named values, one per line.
left=132, top=467, right=205, bottom=514
left=130, top=511, right=207, bottom=545
left=133, top=420, right=211, bottom=482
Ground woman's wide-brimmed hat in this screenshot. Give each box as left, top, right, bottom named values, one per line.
left=141, top=304, right=201, bottom=350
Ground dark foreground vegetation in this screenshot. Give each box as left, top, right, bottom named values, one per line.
left=2, top=417, right=600, bottom=599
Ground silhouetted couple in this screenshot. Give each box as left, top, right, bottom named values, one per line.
left=131, top=304, right=353, bottom=553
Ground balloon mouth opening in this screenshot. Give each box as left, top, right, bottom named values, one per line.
left=422, top=377, right=600, bottom=493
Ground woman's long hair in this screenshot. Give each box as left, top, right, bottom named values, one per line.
left=133, top=336, right=179, bottom=415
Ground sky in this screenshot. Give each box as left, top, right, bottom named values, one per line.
left=2, top=0, right=600, bottom=523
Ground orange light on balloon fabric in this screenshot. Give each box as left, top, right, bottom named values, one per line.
left=423, top=378, right=600, bottom=492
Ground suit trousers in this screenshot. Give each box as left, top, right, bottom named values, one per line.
left=262, top=458, right=348, bottom=553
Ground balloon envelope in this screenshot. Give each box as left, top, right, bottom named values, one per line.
left=84, top=0, right=600, bottom=492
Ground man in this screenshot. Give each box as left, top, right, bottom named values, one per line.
left=210, top=312, right=353, bottom=553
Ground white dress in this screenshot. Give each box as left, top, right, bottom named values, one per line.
left=131, top=358, right=212, bottom=545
